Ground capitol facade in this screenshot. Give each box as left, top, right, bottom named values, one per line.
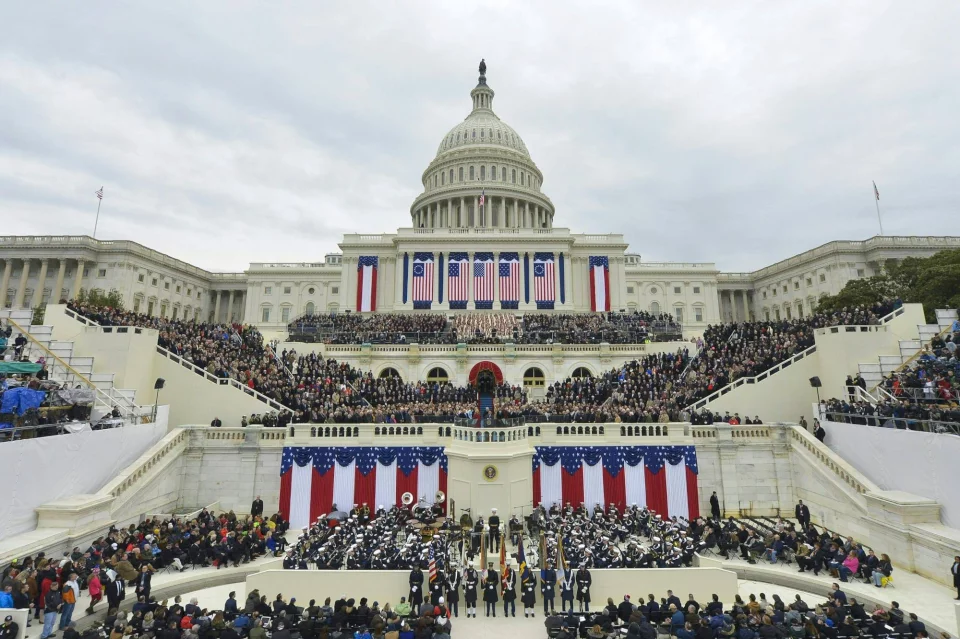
left=1, top=62, right=958, bottom=334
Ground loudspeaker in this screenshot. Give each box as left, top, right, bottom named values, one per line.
left=154, top=378, right=166, bottom=390
left=808, top=376, right=822, bottom=388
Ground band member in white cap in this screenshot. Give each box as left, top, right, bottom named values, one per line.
left=463, top=560, right=479, bottom=618
left=488, top=508, right=501, bottom=552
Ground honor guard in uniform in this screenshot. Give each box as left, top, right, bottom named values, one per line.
left=559, top=567, right=575, bottom=612
left=408, top=564, right=424, bottom=608
left=463, top=561, right=479, bottom=618
left=488, top=509, right=501, bottom=552
left=482, top=561, right=499, bottom=617
left=501, top=561, right=517, bottom=617
left=540, top=559, right=557, bottom=616
left=575, top=565, right=592, bottom=612
left=521, top=568, right=538, bottom=618
left=430, top=568, right=446, bottom=604
left=445, top=567, right=461, bottom=618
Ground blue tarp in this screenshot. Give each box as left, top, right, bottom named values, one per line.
left=0, top=386, right=47, bottom=417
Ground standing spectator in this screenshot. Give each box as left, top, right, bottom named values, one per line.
left=251, top=496, right=264, bottom=518
left=134, top=565, right=152, bottom=602
left=85, top=568, right=102, bottom=614
left=210, top=417, right=223, bottom=427
left=710, top=492, right=721, bottom=521
left=106, top=572, right=125, bottom=612
left=794, top=501, right=810, bottom=529
left=59, top=573, right=79, bottom=630
left=952, top=555, right=960, bottom=599
left=41, top=581, right=61, bottom=639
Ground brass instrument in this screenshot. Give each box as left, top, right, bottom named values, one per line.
left=401, top=492, right=414, bottom=506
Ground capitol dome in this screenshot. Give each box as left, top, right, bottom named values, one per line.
left=410, top=60, right=555, bottom=231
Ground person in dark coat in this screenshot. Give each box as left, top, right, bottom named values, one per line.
left=521, top=571, right=537, bottom=618
left=445, top=569, right=461, bottom=618
left=463, top=562, right=479, bottom=618
left=952, top=556, right=960, bottom=599
left=430, top=570, right=445, bottom=605
left=251, top=497, right=264, bottom=518
left=106, top=574, right=125, bottom=612
left=541, top=560, right=557, bottom=616
left=482, top=562, right=499, bottom=617
left=710, top=492, right=721, bottom=520
left=501, top=564, right=517, bottom=617
left=617, top=596, right=634, bottom=624
left=408, top=566, right=424, bottom=608
left=794, top=501, right=810, bottom=529
left=559, top=568, right=574, bottom=612
left=575, top=566, right=592, bottom=612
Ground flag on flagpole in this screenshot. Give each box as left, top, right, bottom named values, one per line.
left=516, top=536, right=532, bottom=584
left=555, top=535, right=568, bottom=583
left=95, top=187, right=104, bottom=200
left=428, top=545, right=438, bottom=583
left=588, top=256, right=611, bottom=312
left=479, top=189, right=485, bottom=209
left=873, top=181, right=880, bottom=201
left=499, top=534, right=507, bottom=578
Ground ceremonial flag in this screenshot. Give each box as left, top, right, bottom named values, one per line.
left=873, top=181, right=880, bottom=201
left=531, top=445, right=699, bottom=520
left=479, top=189, right=485, bottom=209
left=448, top=252, right=469, bottom=310
left=412, top=252, right=434, bottom=309
left=499, top=534, right=507, bottom=578
left=279, top=446, right=448, bottom=531
left=517, top=536, right=532, bottom=584
left=555, top=534, right=569, bottom=583
left=534, top=252, right=556, bottom=310
left=429, top=545, right=438, bottom=583
left=473, top=252, right=494, bottom=309
left=588, top=256, right=611, bottom=312
left=95, top=187, right=104, bottom=200
left=498, top=252, right=520, bottom=309
left=356, top=256, right=378, bottom=312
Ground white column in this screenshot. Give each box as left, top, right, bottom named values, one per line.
left=563, top=253, right=572, bottom=306
left=213, top=291, right=222, bottom=322
left=31, top=258, right=49, bottom=308
left=54, top=259, right=67, bottom=304
left=14, top=259, right=31, bottom=308
left=227, top=290, right=235, bottom=322
left=459, top=197, right=465, bottom=227
left=71, top=259, right=85, bottom=300
left=0, top=259, right=13, bottom=308
left=393, top=254, right=404, bottom=309
left=467, top=251, right=475, bottom=307
left=554, top=252, right=561, bottom=303
left=237, top=291, right=245, bottom=321
left=524, top=201, right=530, bottom=228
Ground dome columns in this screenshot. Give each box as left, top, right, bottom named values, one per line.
left=411, top=195, right=552, bottom=230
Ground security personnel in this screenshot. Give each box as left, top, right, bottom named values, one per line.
left=488, top=509, right=501, bottom=552
left=501, top=562, right=517, bottom=617
left=445, top=568, right=461, bottom=618
left=559, top=567, right=575, bottom=613
left=540, top=559, right=557, bottom=616
left=464, top=561, right=480, bottom=618
left=0, top=615, right=19, bottom=639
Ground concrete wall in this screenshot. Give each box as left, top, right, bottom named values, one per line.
left=246, top=567, right=737, bottom=611
left=179, top=446, right=283, bottom=515
left=73, top=327, right=161, bottom=405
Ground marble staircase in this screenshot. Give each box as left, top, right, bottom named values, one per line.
left=856, top=308, right=957, bottom=390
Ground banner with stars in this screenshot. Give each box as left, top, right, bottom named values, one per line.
left=531, top=446, right=699, bottom=520
left=280, top=446, right=448, bottom=530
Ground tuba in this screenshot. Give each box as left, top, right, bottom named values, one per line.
left=435, top=490, right=446, bottom=504
left=401, top=492, right=414, bottom=506
left=459, top=507, right=473, bottom=530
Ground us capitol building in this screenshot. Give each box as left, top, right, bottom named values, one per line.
left=1, top=61, right=958, bottom=333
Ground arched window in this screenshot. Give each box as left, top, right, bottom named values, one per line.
left=305, top=302, right=315, bottom=316
left=523, top=367, right=545, bottom=387
left=378, top=367, right=401, bottom=379
left=480, top=165, right=486, bottom=180
left=511, top=169, right=517, bottom=184
left=490, top=165, right=496, bottom=180
left=469, top=166, right=475, bottom=180
left=427, top=367, right=449, bottom=383
left=650, top=301, right=660, bottom=314
left=571, top=367, right=592, bottom=378
left=501, top=167, right=507, bottom=181
left=521, top=172, right=525, bottom=186
left=441, top=172, right=445, bottom=185
left=459, top=167, right=464, bottom=182
left=449, top=169, right=454, bottom=183
left=433, top=174, right=437, bottom=187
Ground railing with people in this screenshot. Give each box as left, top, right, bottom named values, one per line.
left=823, top=411, right=960, bottom=436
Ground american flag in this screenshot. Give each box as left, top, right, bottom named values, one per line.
left=413, top=252, right=434, bottom=307
left=447, top=252, right=469, bottom=308
left=95, top=187, right=104, bottom=200
left=873, top=181, right=880, bottom=201
left=428, top=545, right=437, bottom=583
left=478, top=189, right=485, bottom=209
left=474, top=252, right=494, bottom=305
left=533, top=252, right=556, bottom=309
left=498, top=252, right=520, bottom=305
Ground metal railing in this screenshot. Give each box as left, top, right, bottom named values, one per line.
left=824, top=411, right=960, bottom=436
left=0, top=419, right=125, bottom=442
left=452, top=416, right=526, bottom=428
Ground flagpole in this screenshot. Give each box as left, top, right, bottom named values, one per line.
left=872, top=181, right=884, bottom=236
left=93, top=186, right=103, bottom=238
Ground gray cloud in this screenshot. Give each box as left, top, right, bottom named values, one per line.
left=2, top=1, right=958, bottom=272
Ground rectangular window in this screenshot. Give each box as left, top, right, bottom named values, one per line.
left=164, top=282, right=170, bottom=290
left=331, top=286, right=339, bottom=295
left=794, top=282, right=799, bottom=290
left=695, top=308, right=703, bottom=322
left=806, top=278, right=812, bottom=287
left=857, top=269, right=865, bottom=277
left=133, top=299, right=141, bottom=312
left=281, top=307, right=291, bottom=322
left=693, top=286, right=700, bottom=294
left=627, top=286, right=635, bottom=294
left=762, top=291, right=767, bottom=299
left=772, top=289, right=777, bottom=297
left=97, top=269, right=106, bottom=278
left=197, top=292, right=201, bottom=300
left=152, top=278, right=158, bottom=286
left=284, top=286, right=291, bottom=294
left=176, top=285, right=181, bottom=293
left=264, top=286, right=272, bottom=295
left=261, top=307, right=271, bottom=322
left=138, top=274, right=145, bottom=283
left=673, top=286, right=681, bottom=294
left=782, top=285, right=787, bottom=293
left=674, top=307, right=683, bottom=322
left=819, top=273, right=826, bottom=282
left=187, top=289, right=192, bottom=296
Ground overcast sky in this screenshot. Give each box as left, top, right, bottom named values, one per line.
left=3, top=2, right=958, bottom=273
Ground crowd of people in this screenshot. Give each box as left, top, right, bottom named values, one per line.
left=519, top=312, right=681, bottom=345
left=451, top=313, right=519, bottom=344
left=67, top=300, right=901, bottom=426
left=287, top=314, right=449, bottom=345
